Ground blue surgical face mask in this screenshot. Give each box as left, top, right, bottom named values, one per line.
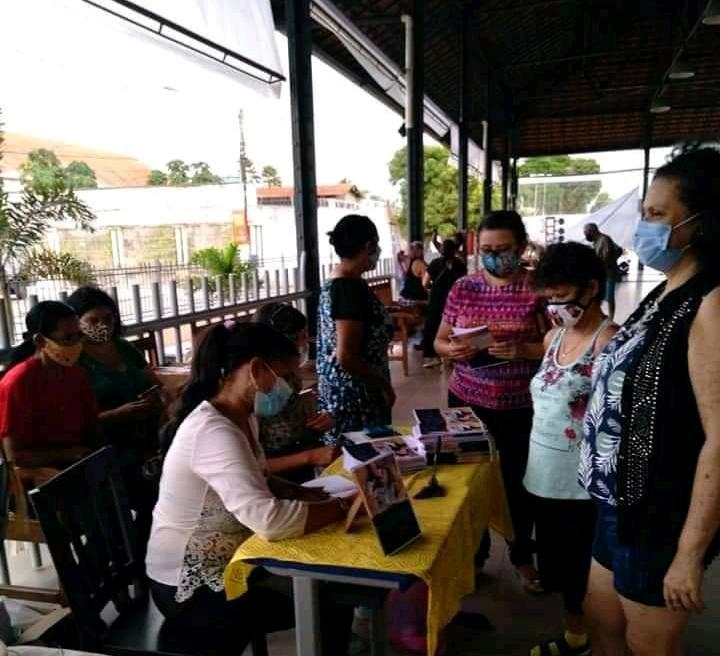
left=482, top=250, right=519, bottom=278
left=633, top=212, right=701, bottom=273
left=254, top=365, right=293, bottom=418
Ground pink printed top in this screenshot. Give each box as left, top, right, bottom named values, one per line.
left=443, top=269, right=545, bottom=410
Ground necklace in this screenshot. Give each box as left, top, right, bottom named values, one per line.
left=559, top=331, right=590, bottom=360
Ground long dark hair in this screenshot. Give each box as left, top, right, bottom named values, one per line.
left=67, top=286, right=123, bottom=336
left=161, top=322, right=298, bottom=454
left=9, top=301, right=77, bottom=367
left=654, top=145, right=720, bottom=274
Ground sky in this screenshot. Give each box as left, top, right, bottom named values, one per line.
left=0, top=0, right=671, bottom=203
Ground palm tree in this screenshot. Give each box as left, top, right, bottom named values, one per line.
left=190, top=243, right=254, bottom=296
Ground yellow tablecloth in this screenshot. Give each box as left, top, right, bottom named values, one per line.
left=224, top=459, right=512, bottom=656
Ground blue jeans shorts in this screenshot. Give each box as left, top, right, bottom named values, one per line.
left=592, top=502, right=674, bottom=607
left=605, top=274, right=617, bottom=303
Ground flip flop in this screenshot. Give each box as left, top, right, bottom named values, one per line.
left=516, top=568, right=546, bottom=596
left=531, top=636, right=591, bottom=656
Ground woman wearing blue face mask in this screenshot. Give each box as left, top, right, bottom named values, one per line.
left=434, top=210, right=548, bottom=592
left=147, top=322, right=353, bottom=652
left=582, top=146, right=720, bottom=656
left=252, top=302, right=338, bottom=482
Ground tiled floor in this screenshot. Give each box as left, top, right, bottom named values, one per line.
left=9, top=265, right=720, bottom=655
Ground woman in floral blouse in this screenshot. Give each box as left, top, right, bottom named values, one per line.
left=524, top=242, right=617, bottom=656
left=582, top=147, right=720, bottom=656
left=317, top=215, right=395, bottom=434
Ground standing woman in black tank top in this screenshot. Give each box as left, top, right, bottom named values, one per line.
left=400, top=241, right=428, bottom=301
left=583, top=146, right=720, bottom=656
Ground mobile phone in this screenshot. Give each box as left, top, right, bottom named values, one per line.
left=138, top=384, right=161, bottom=400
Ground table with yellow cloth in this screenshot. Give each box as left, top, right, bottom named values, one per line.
left=224, top=458, right=512, bottom=656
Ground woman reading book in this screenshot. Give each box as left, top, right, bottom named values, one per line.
left=434, top=210, right=548, bottom=593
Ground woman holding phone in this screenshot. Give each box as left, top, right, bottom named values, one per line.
left=434, top=210, right=547, bottom=592
left=68, top=285, right=165, bottom=568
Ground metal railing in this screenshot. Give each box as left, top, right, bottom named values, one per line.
left=0, top=257, right=396, bottom=365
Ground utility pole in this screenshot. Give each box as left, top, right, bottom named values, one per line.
left=238, top=109, right=249, bottom=242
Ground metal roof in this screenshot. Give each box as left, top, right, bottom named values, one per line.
left=272, top=0, right=720, bottom=158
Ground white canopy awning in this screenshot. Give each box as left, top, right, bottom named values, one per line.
left=1, top=0, right=284, bottom=100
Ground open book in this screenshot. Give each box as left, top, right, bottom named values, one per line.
left=449, top=325, right=509, bottom=368
left=342, top=443, right=422, bottom=555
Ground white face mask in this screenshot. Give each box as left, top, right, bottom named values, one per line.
left=546, top=302, right=586, bottom=328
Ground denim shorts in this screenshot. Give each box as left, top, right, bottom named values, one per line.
left=592, top=502, right=674, bottom=607
left=605, top=274, right=617, bottom=302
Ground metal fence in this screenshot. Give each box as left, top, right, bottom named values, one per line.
left=0, top=257, right=396, bottom=364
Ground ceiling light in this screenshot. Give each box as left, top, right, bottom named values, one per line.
left=650, top=98, right=672, bottom=113
left=703, top=0, right=720, bottom=25
left=668, top=59, right=695, bottom=80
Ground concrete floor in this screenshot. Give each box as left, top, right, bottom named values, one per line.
left=8, top=265, right=720, bottom=655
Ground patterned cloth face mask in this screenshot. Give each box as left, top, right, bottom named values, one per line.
left=482, top=250, right=520, bottom=278
left=43, top=338, right=83, bottom=367
left=80, top=320, right=114, bottom=343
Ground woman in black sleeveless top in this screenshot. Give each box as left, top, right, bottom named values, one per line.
left=583, top=147, right=720, bottom=656
left=399, top=241, right=428, bottom=301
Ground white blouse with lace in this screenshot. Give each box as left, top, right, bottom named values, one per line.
left=146, top=401, right=308, bottom=602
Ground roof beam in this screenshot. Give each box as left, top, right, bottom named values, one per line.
left=522, top=102, right=720, bottom=120
left=648, top=0, right=715, bottom=109
left=503, top=45, right=669, bottom=69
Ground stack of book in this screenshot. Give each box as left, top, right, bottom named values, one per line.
left=412, top=407, right=495, bottom=464
left=343, top=434, right=427, bottom=474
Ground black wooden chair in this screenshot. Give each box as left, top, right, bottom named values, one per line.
left=29, top=447, right=268, bottom=656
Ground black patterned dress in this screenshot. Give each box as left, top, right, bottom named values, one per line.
left=317, top=277, right=392, bottom=436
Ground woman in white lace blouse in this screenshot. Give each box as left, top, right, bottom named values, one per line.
left=146, top=322, right=353, bottom=652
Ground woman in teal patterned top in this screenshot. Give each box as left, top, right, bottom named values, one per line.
left=525, top=243, right=617, bottom=656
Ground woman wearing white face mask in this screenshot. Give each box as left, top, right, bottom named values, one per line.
left=147, top=322, right=353, bottom=651
left=582, top=146, right=720, bottom=656
left=252, top=302, right=338, bottom=482
left=524, top=243, right=618, bottom=656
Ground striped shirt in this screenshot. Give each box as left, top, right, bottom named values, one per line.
left=443, top=269, right=545, bottom=410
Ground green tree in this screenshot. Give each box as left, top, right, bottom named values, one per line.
left=261, top=165, right=281, bottom=187
left=18, top=249, right=95, bottom=285
left=590, top=191, right=612, bottom=213
left=388, top=145, right=502, bottom=237
left=167, top=159, right=190, bottom=185
left=0, top=110, right=94, bottom=335
left=191, top=161, right=222, bottom=185
left=191, top=243, right=254, bottom=278
left=518, top=155, right=603, bottom=214
left=19, top=148, right=67, bottom=196
left=21, top=149, right=99, bottom=193
left=147, top=170, right=168, bottom=186
left=149, top=160, right=222, bottom=186
left=240, top=156, right=261, bottom=184
left=64, top=161, right=98, bottom=189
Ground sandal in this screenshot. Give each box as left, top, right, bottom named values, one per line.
left=516, top=565, right=546, bottom=596
left=530, top=636, right=591, bottom=656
